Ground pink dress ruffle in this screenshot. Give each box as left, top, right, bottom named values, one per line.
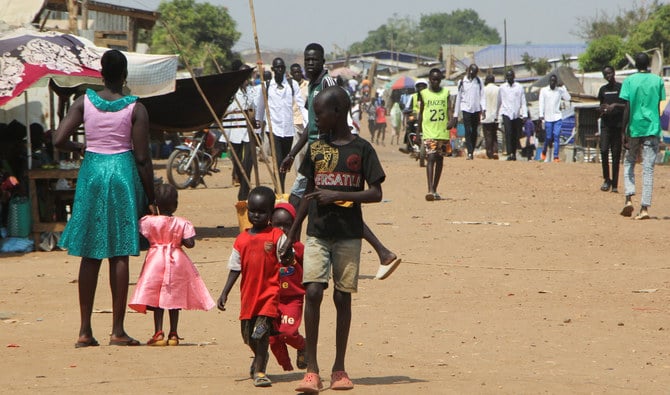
left=129, top=215, right=215, bottom=313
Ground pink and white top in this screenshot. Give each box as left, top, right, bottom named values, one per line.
left=83, top=94, right=135, bottom=154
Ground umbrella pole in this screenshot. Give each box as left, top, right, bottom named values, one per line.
left=25, top=92, right=32, bottom=170
left=248, top=0, right=282, bottom=195
left=160, top=20, right=251, bottom=188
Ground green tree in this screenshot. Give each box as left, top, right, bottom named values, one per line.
left=149, top=0, right=240, bottom=74
left=578, top=35, right=635, bottom=71
left=521, top=52, right=535, bottom=75
left=534, top=58, right=550, bottom=76
left=628, top=4, right=670, bottom=59
left=416, top=9, right=500, bottom=57
left=347, top=10, right=499, bottom=58
left=574, top=0, right=660, bottom=41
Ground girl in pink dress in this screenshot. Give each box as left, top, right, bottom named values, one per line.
left=129, top=184, right=215, bottom=345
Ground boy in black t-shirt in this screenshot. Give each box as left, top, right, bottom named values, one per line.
left=597, top=65, right=626, bottom=193
left=281, top=86, right=385, bottom=393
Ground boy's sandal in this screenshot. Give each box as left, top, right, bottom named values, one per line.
left=634, top=212, right=650, bottom=220
left=252, top=372, right=272, bottom=387
left=330, top=370, right=354, bottom=390
left=147, top=330, right=167, bottom=346
left=74, top=337, right=99, bottom=348
left=108, top=336, right=140, bottom=346
left=167, top=332, right=182, bottom=346
left=295, top=372, right=323, bottom=393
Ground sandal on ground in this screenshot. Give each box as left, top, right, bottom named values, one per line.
left=425, top=193, right=435, bottom=201
left=330, top=370, right=354, bottom=390
left=634, top=212, right=650, bottom=220
left=74, top=337, right=99, bottom=348
left=109, top=336, right=140, bottom=346
left=620, top=202, right=634, bottom=217
left=295, top=372, right=323, bottom=393
left=253, top=372, right=272, bottom=387
left=375, top=257, right=402, bottom=280
left=167, top=332, right=182, bottom=346
left=432, top=193, right=442, bottom=201
left=296, top=348, right=307, bottom=369
left=147, top=330, right=167, bottom=346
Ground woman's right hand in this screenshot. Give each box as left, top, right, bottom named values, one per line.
left=148, top=203, right=158, bottom=215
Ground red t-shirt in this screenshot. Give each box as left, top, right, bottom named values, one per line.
left=279, top=241, right=305, bottom=301
left=231, top=227, right=284, bottom=320
left=375, top=106, right=386, bottom=124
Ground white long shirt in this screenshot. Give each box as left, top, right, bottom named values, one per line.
left=497, top=81, right=527, bottom=120
left=453, top=76, right=486, bottom=117
left=255, top=77, right=306, bottom=137
left=482, top=83, right=500, bottom=123
left=539, top=86, right=571, bottom=122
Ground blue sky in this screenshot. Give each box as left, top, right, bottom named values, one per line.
left=207, top=0, right=642, bottom=53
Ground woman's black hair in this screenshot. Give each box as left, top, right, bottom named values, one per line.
left=100, top=49, right=127, bottom=84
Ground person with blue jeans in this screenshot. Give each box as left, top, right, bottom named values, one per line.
left=619, top=52, right=665, bottom=220
left=539, top=74, right=571, bottom=162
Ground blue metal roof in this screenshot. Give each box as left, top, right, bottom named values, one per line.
left=463, top=44, right=587, bottom=68
left=93, top=0, right=162, bottom=13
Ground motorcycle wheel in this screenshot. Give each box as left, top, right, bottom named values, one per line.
left=166, top=150, right=200, bottom=189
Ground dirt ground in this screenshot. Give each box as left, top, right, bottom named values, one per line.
left=3, top=135, right=670, bottom=394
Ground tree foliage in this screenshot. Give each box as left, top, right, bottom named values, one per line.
left=577, top=1, right=670, bottom=71
left=149, top=0, right=241, bottom=74
left=347, top=9, right=499, bottom=58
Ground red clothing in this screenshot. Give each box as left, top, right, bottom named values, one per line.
left=375, top=106, right=387, bottom=124
left=232, top=226, right=284, bottom=320
left=279, top=241, right=304, bottom=301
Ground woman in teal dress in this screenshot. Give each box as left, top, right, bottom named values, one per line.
left=54, top=49, right=156, bottom=347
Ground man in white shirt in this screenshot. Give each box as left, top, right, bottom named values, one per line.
left=481, top=75, right=500, bottom=159
left=454, top=64, right=486, bottom=160
left=539, top=74, right=571, bottom=162
left=496, top=69, right=528, bottom=161
left=289, top=63, right=309, bottom=173
left=255, top=57, right=307, bottom=192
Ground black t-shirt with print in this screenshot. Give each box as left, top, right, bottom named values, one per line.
left=299, top=136, right=385, bottom=239
left=597, top=82, right=625, bottom=128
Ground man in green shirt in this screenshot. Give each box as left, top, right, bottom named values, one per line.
left=619, top=52, right=666, bottom=220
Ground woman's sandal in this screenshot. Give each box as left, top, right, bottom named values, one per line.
left=74, top=337, right=99, bottom=348
left=108, top=336, right=140, bottom=346
left=295, top=372, right=323, bottom=393
left=147, top=330, right=167, bottom=346
left=252, top=372, right=272, bottom=387
left=330, top=370, right=354, bottom=390
left=167, top=332, right=182, bottom=346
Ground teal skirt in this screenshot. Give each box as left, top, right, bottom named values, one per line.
left=59, top=151, right=146, bottom=259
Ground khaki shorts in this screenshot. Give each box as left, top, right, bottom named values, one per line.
left=303, top=237, right=361, bottom=293
left=424, top=138, right=451, bottom=156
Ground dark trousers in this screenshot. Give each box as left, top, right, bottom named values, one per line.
left=600, top=124, right=623, bottom=188
left=482, top=122, right=499, bottom=159
left=462, top=111, right=481, bottom=156
left=273, top=134, right=294, bottom=193
left=232, top=141, right=253, bottom=201
left=502, top=115, right=522, bottom=158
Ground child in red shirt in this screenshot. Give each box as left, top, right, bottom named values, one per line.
left=269, top=203, right=307, bottom=371
left=217, top=186, right=293, bottom=388
left=375, top=99, right=387, bottom=145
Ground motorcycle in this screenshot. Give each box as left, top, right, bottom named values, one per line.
left=399, top=113, right=426, bottom=166
left=166, top=128, right=226, bottom=189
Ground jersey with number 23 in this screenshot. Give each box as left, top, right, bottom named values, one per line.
left=420, top=88, right=450, bottom=140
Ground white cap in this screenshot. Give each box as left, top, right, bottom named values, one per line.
left=414, top=78, right=428, bottom=88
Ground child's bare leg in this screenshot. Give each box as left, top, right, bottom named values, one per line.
left=332, top=289, right=351, bottom=373
left=363, top=222, right=397, bottom=266
left=168, top=309, right=179, bottom=334
left=153, top=308, right=165, bottom=333
left=304, top=282, right=325, bottom=374
left=77, top=257, right=102, bottom=342
left=108, top=256, right=132, bottom=341
left=252, top=338, right=270, bottom=374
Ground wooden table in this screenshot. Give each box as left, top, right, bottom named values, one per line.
left=28, top=168, right=79, bottom=249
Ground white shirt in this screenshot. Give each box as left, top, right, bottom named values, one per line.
left=255, top=77, right=306, bottom=138
left=222, top=87, right=254, bottom=144
left=453, top=76, right=486, bottom=117
left=482, top=83, right=499, bottom=123
left=497, top=81, right=527, bottom=120
left=539, top=85, right=571, bottom=122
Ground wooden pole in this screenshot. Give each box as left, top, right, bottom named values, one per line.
left=205, top=47, right=265, bottom=187
left=248, top=0, right=282, bottom=194
left=160, top=20, right=251, bottom=188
